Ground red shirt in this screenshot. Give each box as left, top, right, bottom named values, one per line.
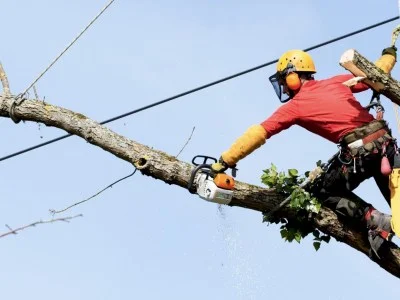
left=261, top=74, right=375, bottom=143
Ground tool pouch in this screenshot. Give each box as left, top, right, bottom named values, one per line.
left=341, top=120, right=393, bottom=156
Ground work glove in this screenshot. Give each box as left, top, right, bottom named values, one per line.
left=220, top=124, right=268, bottom=166
left=375, top=46, right=397, bottom=73
left=382, top=46, right=397, bottom=59
left=211, top=157, right=230, bottom=173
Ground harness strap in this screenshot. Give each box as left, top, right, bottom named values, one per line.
left=341, top=120, right=388, bottom=145
left=347, top=128, right=388, bottom=150
left=365, top=91, right=385, bottom=120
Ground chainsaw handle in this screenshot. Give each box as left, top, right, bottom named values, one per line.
left=191, top=155, right=217, bottom=166
left=187, top=164, right=212, bottom=193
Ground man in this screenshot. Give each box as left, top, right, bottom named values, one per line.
left=212, top=47, right=397, bottom=258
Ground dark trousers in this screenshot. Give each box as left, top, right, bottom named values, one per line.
left=316, top=143, right=396, bottom=220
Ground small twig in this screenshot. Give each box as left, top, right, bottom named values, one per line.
left=50, top=168, right=137, bottom=215
left=0, top=214, right=83, bottom=239
left=21, top=0, right=117, bottom=97
left=32, top=86, right=43, bottom=133
left=0, top=62, right=11, bottom=96
left=5, top=224, right=14, bottom=233
left=33, top=85, right=40, bottom=100
left=176, top=126, right=195, bottom=158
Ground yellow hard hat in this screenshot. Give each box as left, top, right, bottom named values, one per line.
left=277, top=49, right=316, bottom=73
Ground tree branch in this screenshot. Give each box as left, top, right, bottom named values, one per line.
left=176, top=126, right=195, bottom=158
left=340, top=49, right=400, bottom=105
left=50, top=169, right=137, bottom=215
left=0, top=214, right=83, bottom=238
left=0, top=88, right=399, bottom=277
left=0, top=62, right=11, bottom=96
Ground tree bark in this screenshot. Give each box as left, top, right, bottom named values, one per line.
left=340, top=49, right=400, bottom=105
left=1, top=93, right=399, bottom=278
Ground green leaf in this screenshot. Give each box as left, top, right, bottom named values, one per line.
left=262, top=214, right=269, bottom=223
left=294, top=232, right=302, bottom=243
left=270, top=169, right=277, bottom=177
left=320, top=235, right=331, bottom=243
left=314, top=202, right=321, bottom=213
left=316, top=160, right=322, bottom=167
left=298, top=193, right=306, bottom=206
left=262, top=177, right=277, bottom=187
left=313, top=241, right=321, bottom=251
left=288, top=169, right=298, bottom=177
left=312, top=230, right=320, bottom=238
left=285, top=229, right=296, bottom=242
left=290, top=196, right=300, bottom=208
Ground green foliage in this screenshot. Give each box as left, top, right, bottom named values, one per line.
left=261, top=163, right=330, bottom=251
left=261, top=163, right=305, bottom=195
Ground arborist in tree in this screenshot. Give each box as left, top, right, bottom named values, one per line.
left=211, top=47, right=398, bottom=258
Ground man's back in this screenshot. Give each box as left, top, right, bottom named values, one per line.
left=261, top=74, right=375, bottom=143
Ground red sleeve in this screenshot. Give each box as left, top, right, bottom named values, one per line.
left=331, top=74, right=370, bottom=93
left=260, top=102, right=298, bottom=138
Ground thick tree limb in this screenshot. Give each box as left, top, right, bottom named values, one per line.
left=0, top=95, right=399, bottom=278
left=340, top=49, right=400, bottom=105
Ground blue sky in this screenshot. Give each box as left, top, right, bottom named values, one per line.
left=0, top=1, right=399, bottom=299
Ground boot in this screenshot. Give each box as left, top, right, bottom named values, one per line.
left=364, top=207, right=393, bottom=259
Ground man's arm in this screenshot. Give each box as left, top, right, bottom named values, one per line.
left=375, top=46, right=397, bottom=74
left=212, top=103, right=298, bottom=172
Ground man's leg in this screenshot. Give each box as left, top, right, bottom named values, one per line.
left=318, top=157, right=392, bottom=258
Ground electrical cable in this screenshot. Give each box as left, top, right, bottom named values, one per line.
left=1, top=16, right=398, bottom=162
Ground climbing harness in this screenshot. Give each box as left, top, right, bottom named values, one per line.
left=338, top=118, right=395, bottom=175
left=8, top=0, right=117, bottom=125
left=365, top=91, right=385, bottom=120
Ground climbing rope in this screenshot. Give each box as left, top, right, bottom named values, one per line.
left=392, top=1, right=400, bottom=134
left=22, top=0, right=117, bottom=96
left=9, top=0, right=117, bottom=123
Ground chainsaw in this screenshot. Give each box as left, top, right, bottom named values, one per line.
left=187, top=155, right=236, bottom=205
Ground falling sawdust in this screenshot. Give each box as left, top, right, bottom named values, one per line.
left=214, top=205, right=264, bottom=299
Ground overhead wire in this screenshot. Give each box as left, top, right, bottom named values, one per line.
left=1, top=16, right=399, bottom=162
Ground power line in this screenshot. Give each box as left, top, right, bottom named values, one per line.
left=1, top=16, right=398, bottom=162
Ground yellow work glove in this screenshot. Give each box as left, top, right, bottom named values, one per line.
left=220, top=124, right=267, bottom=167
left=375, top=46, right=397, bottom=74
left=211, top=158, right=230, bottom=174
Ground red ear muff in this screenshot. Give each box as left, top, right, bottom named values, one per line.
left=285, top=72, right=301, bottom=90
